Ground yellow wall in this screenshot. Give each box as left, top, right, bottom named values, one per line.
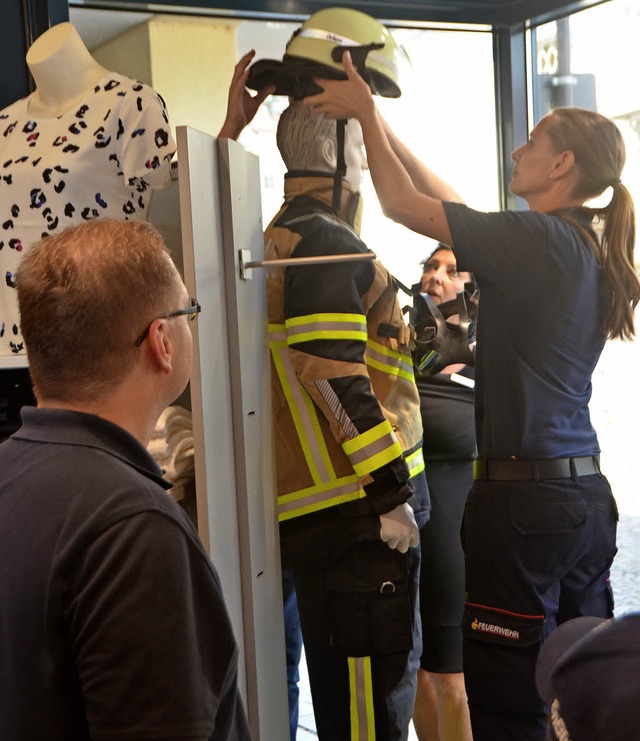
left=148, top=16, right=238, bottom=138
left=91, top=15, right=238, bottom=141
left=91, top=22, right=152, bottom=89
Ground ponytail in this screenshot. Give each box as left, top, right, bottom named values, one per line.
left=588, top=182, right=639, bottom=340
left=548, top=108, right=640, bottom=341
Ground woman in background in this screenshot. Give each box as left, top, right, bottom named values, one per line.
left=413, top=245, right=475, bottom=741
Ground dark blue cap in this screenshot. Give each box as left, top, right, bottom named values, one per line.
left=536, top=613, right=640, bottom=741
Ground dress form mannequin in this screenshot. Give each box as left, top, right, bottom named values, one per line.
left=0, top=21, right=176, bottom=356
left=26, top=22, right=109, bottom=119
left=25, top=21, right=169, bottom=190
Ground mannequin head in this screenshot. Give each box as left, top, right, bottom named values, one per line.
left=26, top=22, right=83, bottom=67
left=276, top=100, right=368, bottom=190
left=25, top=22, right=108, bottom=117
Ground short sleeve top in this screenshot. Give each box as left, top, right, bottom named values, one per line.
left=443, top=202, right=605, bottom=460
left=0, top=72, right=176, bottom=355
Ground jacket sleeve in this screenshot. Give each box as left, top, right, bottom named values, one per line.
left=284, top=221, right=412, bottom=511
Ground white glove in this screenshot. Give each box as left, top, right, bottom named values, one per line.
left=379, top=503, right=419, bottom=554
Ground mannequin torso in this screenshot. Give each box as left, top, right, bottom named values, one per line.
left=0, top=22, right=176, bottom=356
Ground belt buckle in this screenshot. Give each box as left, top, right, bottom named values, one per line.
left=473, top=459, right=486, bottom=481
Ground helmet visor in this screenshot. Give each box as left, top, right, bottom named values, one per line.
left=247, top=58, right=346, bottom=99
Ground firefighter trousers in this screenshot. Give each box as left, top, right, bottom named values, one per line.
left=461, top=473, right=618, bottom=741
left=293, top=537, right=422, bottom=741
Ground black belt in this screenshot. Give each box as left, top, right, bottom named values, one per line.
left=473, top=456, right=601, bottom=482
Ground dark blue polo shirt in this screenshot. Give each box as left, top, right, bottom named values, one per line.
left=0, top=407, right=250, bottom=741
left=443, top=202, right=605, bottom=460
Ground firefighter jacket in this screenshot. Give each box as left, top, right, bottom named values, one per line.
left=266, top=174, right=426, bottom=567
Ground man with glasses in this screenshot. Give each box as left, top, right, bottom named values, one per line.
left=0, top=218, right=251, bottom=741
left=135, top=296, right=202, bottom=347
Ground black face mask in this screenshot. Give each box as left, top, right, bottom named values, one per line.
left=411, top=284, right=478, bottom=376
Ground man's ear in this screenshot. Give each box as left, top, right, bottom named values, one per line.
left=146, top=318, right=172, bottom=373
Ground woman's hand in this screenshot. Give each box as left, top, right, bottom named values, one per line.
left=303, top=51, right=376, bottom=122
left=218, top=50, right=275, bottom=140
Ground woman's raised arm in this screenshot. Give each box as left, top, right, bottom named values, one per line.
left=304, top=51, right=458, bottom=244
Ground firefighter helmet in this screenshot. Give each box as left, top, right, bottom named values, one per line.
left=247, top=7, right=402, bottom=99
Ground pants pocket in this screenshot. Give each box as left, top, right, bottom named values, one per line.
left=326, top=541, right=413, bottom=657
left=511, top=500, right=587, bottom=535
left=463, top=602, right=544, bottom=648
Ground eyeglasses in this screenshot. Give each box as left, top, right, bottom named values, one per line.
left=134, top=297, right=202, bottom=347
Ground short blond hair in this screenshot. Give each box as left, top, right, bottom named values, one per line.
left=17, top=219, right=179, bottom=402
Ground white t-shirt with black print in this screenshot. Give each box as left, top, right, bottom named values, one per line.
left=0, top=72, right=176, bottom=356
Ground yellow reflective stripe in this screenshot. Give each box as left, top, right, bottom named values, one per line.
left=343, top=420, right=393, bottom=456
left=286, top=312, right=367, bottom=345
left=267, top=322, right=287, bottom=338
left=286, top=312, right=366, bottom=328
left=365, top=340, right=415, bottom=382
left=342, top=420, right=403, bottom=477
left=406, top=447, right=425, bottom=478
left=416, top=349, right=437, bottom=372
left=277, top=476, right=365, bottom=521
left=289, top=329, right=368, bottom=344
left=367, top=339, right=414, bottom=369
left=269, top=328, right=334, bottom=485
left=348, top=656, right=376, bottom=741
left=366, top=355, right=415, bottom=382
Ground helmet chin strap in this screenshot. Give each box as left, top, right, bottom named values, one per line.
left=330, top=42, right=381, bottom=213
left=332, top=118, right=347, bottom=213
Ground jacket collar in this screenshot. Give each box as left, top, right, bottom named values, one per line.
left=283, top=173, right=363, bottom=234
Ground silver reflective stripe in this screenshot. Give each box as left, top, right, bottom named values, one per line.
left=297, top=26, right=362, bottom=48
left=349, top=656, right=375, bottom=740
left=406, top=446, right=425, bottom=477
left=270, top=328, right=287, bottom=342
left=270, top=330, right=331, bottom=484
left=278, top=478, right=363, bottom=517
left=316, top=378, right=359, bottom=440
left=287, top=318, right=366, bottom=339
left=296, top=27, right=397, bottom=74
left=365, top=343, right=413, bottom=375
left=348, top=430, right=398, bottom=466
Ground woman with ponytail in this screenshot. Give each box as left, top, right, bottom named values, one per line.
left=546, top=106, right=639, bottom=341
left=306, top=53, right=639, bottom=741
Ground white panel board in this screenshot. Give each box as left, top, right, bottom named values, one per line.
left=217, top=138, right=289, bottom=741
left=177, top=127, right=288, bottom=740
left=176, top=126, right=246, bottom=685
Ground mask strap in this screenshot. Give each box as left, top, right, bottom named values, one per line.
left=332, top=118, right=347, bottom=213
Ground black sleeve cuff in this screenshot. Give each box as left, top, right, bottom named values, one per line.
left=364, top=458, right=414, bottom=515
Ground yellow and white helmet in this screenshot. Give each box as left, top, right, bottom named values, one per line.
left=248, top=7, right=402, bottom=99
